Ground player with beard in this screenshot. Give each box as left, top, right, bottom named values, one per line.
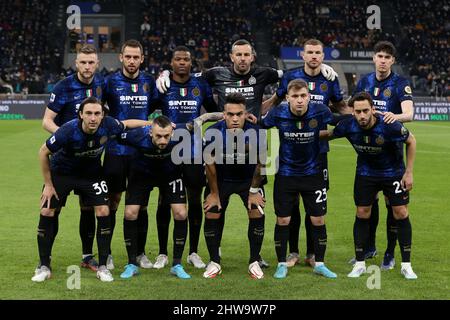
left=103, top=39, right=159, bottom=270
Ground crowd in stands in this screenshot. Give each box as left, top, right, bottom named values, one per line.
left=140, top=0, right=253, bottom=74
left=394, top=0, right=449, bottom=96
left=0, top=0, right=64, bottom=94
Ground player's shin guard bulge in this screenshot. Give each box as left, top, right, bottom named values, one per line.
left=37, top=215, right=55, bottom=268
left=204, top=217, right=220, bottom=263
left=274, top=224, right=289, bottom=263
left=172, top=219, right=188, bottom=266
left=96, top=216, right=112, bottom=266
left=248, top=216, right=265, bottom=264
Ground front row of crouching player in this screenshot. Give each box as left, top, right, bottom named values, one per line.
left=32, top=82, right=417, bottom=282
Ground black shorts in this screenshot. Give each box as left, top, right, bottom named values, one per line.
left=318, top=152, right=329, bottom=190
left=103, top=153, right=135, bottom=193
left=182, top=163, right=206, bottom=189
left=125, top=170, right=186, bottom=206
left=44, top=173, right=109, bottom=209
left=204, top=180, right=265, bottom=214
left=274, top=174, right=327, bottom=217
left=354, top=175, right=410, bottom=207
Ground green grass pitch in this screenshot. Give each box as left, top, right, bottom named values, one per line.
left=0, top=120, right=449, bottom=300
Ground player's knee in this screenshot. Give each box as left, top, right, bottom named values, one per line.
left=356, top=206, right=371, bottom=219
left=277, top=216, right=290, bottom=226
left=310, top=215, right=325, bottom=226
left=392, top=206, right=408, bottom=220
left=172, top=206, right=187, bottom=220
left=124, top=207, right=139, bottom=220
left=95, top=205, right=109, bottom=217
left=205, top=212, right=221, bottom=220
left=40, top=208, right=55, bottom=217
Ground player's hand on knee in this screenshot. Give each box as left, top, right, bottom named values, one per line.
left=204, top=193, right=221, bottom=212
left=320, top=63, right=338, bottom=81
left=41, top=184, right=59, bottom=209
left=156, top=70, right=171, bottom=93
left=401, top=172, right=413, bottom=191
left=248, top=191, right=265, bottom=211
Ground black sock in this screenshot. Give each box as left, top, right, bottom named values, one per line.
left=172, top=219, right=187, bottom=266
left=109, top=209, right=117, bottom=254
left=37, top=215, right=54, bottom=267
left=96, top=216, right=111, bottom=266
left=354, top=217, right=370, bottom=261
left=217, top=211, right=225, bottom=247
left=108, top=209, right=117, bottom=254
left=188, top=201, right=203, bottom=254
left=80, top=208, right=96, bottom=255
left=367, top=199, right=379, bottom=251
left=288, top=202, right=300, bottom=254
left=305, top=214, right=314, bottom=255
left=204, top=218, right=220, bottom=263
left=123, top=219, right=138, bottom=265
left=274, top=224, right=289, bottom=263
left=312, top=224, right=327, bottom=263
left=50, top=208, right=61, bottom=253
left=385, top=205, right=398, bottom=255
left=248, top=216, right=265, bottom=263
left=396, top=217, right=412, bottom=262
left=137, top=208, right=148, bottom=256
left=156, top=203, right=171, bottom=255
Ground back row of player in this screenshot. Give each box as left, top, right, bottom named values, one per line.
left=32, top=37, right=415, bottom=281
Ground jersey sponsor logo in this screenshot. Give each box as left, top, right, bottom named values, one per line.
left=74, top=146, right=104, bottom=157
left=192, top=87, right=200, bottom=97
left=320, top=83, right=328, bottom=92
left=119, top=96, right=148, bottom=102
left=353, top=144, right=382, bottom=154
left=168, top=100, right=198, bottom=107
left=373, top=100, right=387, bottom=108
left=383, top=88, right=391, bottom=98
left=86, top=89, right=93, bottom=97
left=375, top=135, right=384, bottom=145
left=284, top=131, right=314, bottom=138
left=309, top=119, right=318, bottom=129
left=49, top=93, right=56, bottom=103
left=248, top=75, right=256, bottom=85
left=308, top=82, right=315, bottom=91
left=310, top=94, right=324, bottom=101
left=404, top=86, right=412, bottom=95
left=373, top=87, right=380, bottom=96
left=180, top=88, right=188, bottom=97
left=131, top=84, right=138, bottom=93
left=225, top=87, right=254, bottom=94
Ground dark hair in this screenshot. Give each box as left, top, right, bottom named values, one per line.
left=374, top=41, right=396, bottom=57
left=287, top=79, right=308, bottom=93
left=78, top=44, right=97, bottom=55
left=348, top=92, right=374, bottom=107
left=304, top=38, right=324, bottom=49
left=78, top=97, right=106, bottom=118
left=152, top=115, right=172, bottom=128
left=231, top=39, right=256, bottom=57
left=121, top=39, right=144, bottom=55
left=224, top=92, right=247, bottom=108
left=172, top=45, right=192, bottom=58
